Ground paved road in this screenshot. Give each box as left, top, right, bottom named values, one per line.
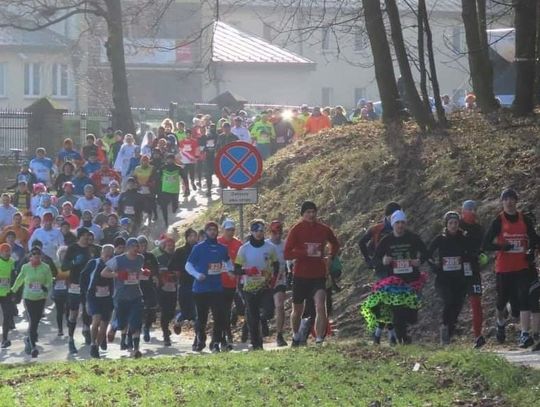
left=0, top=178, right=257, bottom=364
left=496, top=349, right=540, bottom=370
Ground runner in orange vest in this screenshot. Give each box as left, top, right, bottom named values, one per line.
left=483, top=189, right=538, bottom=348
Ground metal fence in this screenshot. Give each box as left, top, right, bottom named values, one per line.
left=0, top=109, right=29, bottom=158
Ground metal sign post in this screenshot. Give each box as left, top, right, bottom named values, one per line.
left=215, top=142, right=263, bottom=241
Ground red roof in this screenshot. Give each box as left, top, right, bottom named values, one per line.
left=212, top=21, right=314, bottom=64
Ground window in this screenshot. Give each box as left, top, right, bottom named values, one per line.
left=355, top=87, right=366, bottom=105
left=52, top=63, right=70, bottom=97
left=322, top=87, right=333, bottom=106
left=322, top=28, right=330, bottom=50
left=24, top=63, right=41, bottom=97
left=0, top=63, right=5, bottom=96
left=354, top=29, right=368, bottom=51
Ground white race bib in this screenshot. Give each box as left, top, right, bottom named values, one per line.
left=139, top=186, right=150, bottom=194
left=124, top=206, right=135, bottom=215
left=0, top=278, right=10, bottom=288
left=101, top=177, right=110, bottom=185
left=442, top=256, right=462, bottom=272
left=124, top=273, right=139, bottom=285
left=306, top=243, right=322, bottom=258
left=463, top=262, right=473, bottom=277
left=508, top=239, right=525, bottom=253
left=162, top=282, right=176, bottom=292
left=392, top=260, right=413, bottom=274
left=206, top=140, right=215, bottom=148
left=54, top=280, right=67, bottom=291
left=207, top=263, right=222, bottom=275
left=95, top=286, right=110, bottom=297
left=276, top=137, right=285, bottom=144
left=183, top=145, right=192, bottom=152
left=28, top=282, right=42, bottom=293
left=68, top=283, right=81, bottom=294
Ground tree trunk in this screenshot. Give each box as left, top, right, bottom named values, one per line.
left=535, top=1, right=540, bottom=104
left=104, top=0, right=135, bottom=134
left=461, top=0, right=499, bottom=113
left=385, top=0, right=434, bottom=130
left=417, top=3, right=431, bottom=114
left=512, top=0, right=537, bottom=116
left=421, top=0, right=447, bottom=126
left=362, top=0, right=401, bottom=124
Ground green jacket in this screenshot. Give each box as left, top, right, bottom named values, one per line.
left=11, top=262, right=52, bottom=301
left=250, top=121, right=276, bottom=144
left=0, top=257, right=15, bottom=297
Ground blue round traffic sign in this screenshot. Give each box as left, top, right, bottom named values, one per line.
left=214, top=142, right=263, bottom=189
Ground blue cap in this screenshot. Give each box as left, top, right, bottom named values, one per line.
left=126, top=238, right=139, bottom=247
left=120, top=218, right=132, bottom=225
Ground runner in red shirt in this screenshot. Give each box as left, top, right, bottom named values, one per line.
left=91, top=161, right=121, bottom=196
left=284, top=201, right=339, bottom=346
left=178, top=131, right=200, bottom=191
left=217, top=219, right=243, bottom=349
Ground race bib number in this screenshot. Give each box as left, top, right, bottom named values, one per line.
left=306, top=243, right=322, bottom=257
left=392, top=259, right=413, bottom=274
left=68, top=283, right=81, bottom=295
left=139, top=273, right=150, bottom=281
left=463, top=262, right=473, bottom=277
left=101, top=177, right=110, bottom=185
left=206, top=140, right=215, bottom=148
left=471, top=284, right=482, bottom=294
left=95, top=286, right=110, bottom=297
left=508, top=239, right=526, bottom=253
left=54, top=280, right=67, bottom=291
left=0, top=278, right=10, bottom=288
left=28, top=282, right=42, bottom=293
left=139, top=186, right=150, bottom=194
left=162, top=282, right=176, bottom=292
left=442, top=256, right=462, bottom=272
left=276, top=137, right=285, bottom=144
left=208, top=263, right=222, bottom=275
left=165, top=175, right=176, bottom=184
left=124, top=206, right=135, bottom=215
left=183, top=145, right=192, bottom=152
left=125, top=273, right=139, bottom=285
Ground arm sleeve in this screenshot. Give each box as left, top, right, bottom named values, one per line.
left=416, top=236, right=429, bottom=263
left=358, top=228, right=373, bottom=262
left=373, top=238, right=387, bottom=268
left=483, top=217, right=502, bottom=251
left=327, top=227, right=340, bottom=257
left=11, top=265, right=26, bottom=292
left=185, top=261, right=201, bottom=279
left=524, top=215, right=538, bottom=249
left=426, top=236, right=440, bottom=261
left=61, top=246, right=73, bottom=272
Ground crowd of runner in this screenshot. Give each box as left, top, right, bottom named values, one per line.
left=0, top=105, right=539, bottom=360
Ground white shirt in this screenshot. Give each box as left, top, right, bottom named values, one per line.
left=114, top=144, right=137, bottom=177
left=231, top=126, right=252, bottom=143
left=74, top=196, right=103, bottom=216
left=28, top=227, right=64, bottom=262
left=0, top=205, right=18, bottom=229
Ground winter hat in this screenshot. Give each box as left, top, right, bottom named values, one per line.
left=204, top=221, right=219, bottom=231
left=443, top=211, right=460, bottom=226
left=384, top=201, right=402, bottom=217
left=500, top=188, right=518, bottom=201
left=462, top=200, right=477, bottom=212
left=390, top=210, right=407, bottom=226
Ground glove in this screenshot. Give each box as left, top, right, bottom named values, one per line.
left=141, top=268, right=152, bottom=278
left=41, top=285, right=48, bottom=293
left=478, top=253, right=489, bottom=267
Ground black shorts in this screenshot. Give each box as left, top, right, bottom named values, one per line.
left=68, top=293, right=82, bottom=311
left=496, top=270, right=535, bottom=312
left=273, top=285, right=286, bottom=294
left=292, top=277, right=326, bottom=305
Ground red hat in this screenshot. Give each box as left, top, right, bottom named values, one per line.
left=270, top=220, right=283, bottom=233
left=0, top=243, right=11, bottom=253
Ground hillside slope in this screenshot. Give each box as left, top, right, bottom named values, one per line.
left=198, top=112, right=540, bottom=342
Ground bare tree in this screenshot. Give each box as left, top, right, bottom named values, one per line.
left=362, top=0, right=401, bottom=124
left=512, top=0, right=537, bottom=115
left=385, top=0, right=434, bottom=130
left=0, top=0, right=175, bottom=133
left=461, top=0, right=499, bottom=113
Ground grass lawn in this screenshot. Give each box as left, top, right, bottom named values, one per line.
left=0, top=342, right=538, bottom=406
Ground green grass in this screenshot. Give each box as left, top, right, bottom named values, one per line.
left=0, top=342, right=538, bottom=406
